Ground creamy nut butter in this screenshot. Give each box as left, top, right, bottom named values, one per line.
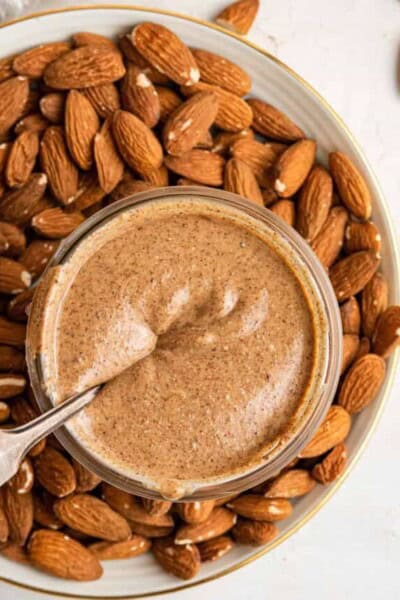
left=28, top=195, right=328, bottom=498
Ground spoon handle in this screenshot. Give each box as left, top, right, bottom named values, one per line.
left=0, top=386, right=100, bottom=487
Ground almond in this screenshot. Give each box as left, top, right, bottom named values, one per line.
left=329, top=151, right=372, bottom=220
left=65, top=90, right=100, bottom=171
left=1, top=542, right=30, bottom=564
left=71, top=32, right=117, bottom=50
left=0, top=401, right=10, bottom=423
left=44, top=45, right=125, bottom=89
left=131, top=23, right=199, bottom=86
left=164, top=149, right=225, bottom=186
left=274, top=139, right=316, bottom=197
left=212, top=128, right=254, bottom=154
left=0, top=55, right=15, bottom=84
left=40, top=127, right=79, bottom=204
left=32, top=207, right=84, bottom=239
left=176, top=501, right=215, bottom=524
left=20, top=239, right=59, bottom=280
left=0, top=222, right=26, bottom=257
left=13, top=42, right=71, bottom=78
left=156, top=86, right=183, bottom=122
left=94, top=118, right=124, bottom=194
left=0, top=142, right=11, bottom=173
left=0, top=505, right=9, bottom=543
left=296, top=165, right=333, bottom=241
left=339, top=353, right=386, bottom=414
left=270, top=199, right=295, bottom=226
left=0, top=173, right=48, bottom=227
left=118, top=35, right=169, bottom=85
left=247, top=98, right=305, bottom=142
left=263, top=469, right=316, bottom=498
left=34, top=446, right=76, bottom=497
left=7, top=287, right=34, bottom=322
left=101, top=484, right=174, bottom=528
left=0, top=346, right=25, bottom=371
left=89, top=536, right=151, bottom=560
left=310, top=199, right=348, bottom=267
left=344, top=220, right=381, bottom=255
left=70, top=170, right=106, bottom=212
left=355, top=335, right=370, bottom=361
left=0, top=316, right=26, bottom=347
left=175, top=508, right=236, bottom=544
left=33, top=491, right=63, bottom=530
left=72, top=459, right=102, bottom=493
left=130, top=521, right=174, bottom=539
left=152, top=537, right=200, bottom=580
left=83, top=83, right=120, bottom=119
left=181, top=81, right=252, bottom=132
left=14, top=113, right=48, bottom=135
left=330, top=250, right=380, bottom=302
left=298, top=405, right=351, bottom=458
left=372, top=305, right=400, bottom=358
left=10, top=397, right=46, bottom=456
left=0, top=373, right=26, bottom=398
left=361, top=272, right=388, bottom=338
left=39, top=93, right=65, bottom=124
left=8, top=458, right=34, bottom=494
left=215, top=0, right=260, bottom=35
left=112, top=110, right=163, bottom=177
left=232, top=519, right=278, bottom=545
left=0, top=257, right=30, bottom=294
left=191, top=48, right=251, bottom=96
left=163, top=92, right=218, bottom=156
left=340, top=299, right=361, bottom=339
left=0, top=77, right=30, bottom=138
left=110, top=174, right=153, bottom=203
left=142, top=164, right=169, bottom=187
left=2, top=486, right=33, bottom=545
left=312, top=443, right=348, bottom=484
left=142, top=499, right=172, bottom=517
left=121, top=64, right=160, bottom=128
left=54, top=494, right=131, bottom=541
left=341, top=334, right=360, bottom=374
left=198, top=535, right=234, bottom=561
left=5, top=131, right=40, bottom=188
left=230, top=138, right=286, bottom=187
left=28, top=529, right=103, bottom=581
left=224, top=158, right=263, bottom=205
left=226, top=495, right=292, bottom=521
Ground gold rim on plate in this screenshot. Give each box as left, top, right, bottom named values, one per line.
left=0, top=5, right=399, bottom=599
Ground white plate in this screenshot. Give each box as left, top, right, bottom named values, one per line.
left=0, top=6, right=399, bottom=599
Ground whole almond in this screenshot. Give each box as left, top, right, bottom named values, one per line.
left=14, top=113, right=48, bottom=135
left=110, top=174, right=153, bottom=203
left=65, top=90, right=100, bottom=171
left=296, top=165, right=333, bottom=241
left=0, top=173, right=48, bottom=227
left=165, top=149, right=225, bottom=186
left=163, top=91, right=218, bottom=156
left=152, top=537, right=200, bottom=580
left=101, top=484, right=174, bottom=528
left=198, top=535, right=234, bottom=562
left=39, top=93, right=65, bottom=124
left=181, top=81, right=252, bottom=132
left=247, top=98, right=304, bottom=142
left=72, top=459, right=102, bottom=493
left=28, top=529, right=103, bottom=581
left=142, top=499, right=172, bottom=517
left=70, top=171, right=106, bottom=212
left=0, top=505, right=9, bottom=543
left=89, top=536, right=151, bottom=560
left=44, top=45, right=125, bottom=89
left=355, top=336, right=371, bottom=361
left=0, top=76, right=30, bottom=138
left=0, top=55, right=15, bottom=84
left=112, top=110, right=163, bottom=177
left=230, top=138, right=286, bottom=187
left=72, top=32, right=117, bottom=50
left=0, top=142, right=11, bottom=173
left=224, top=158, right=263, bottom=205
left=341, top=334, right=360, bottom=374
left=121, top=64, right=160, bottom=128
left=130, top=521, right=174, bottom=539
left=33, top=491, right=63, bottom=530
left=175, top=508, right=236, bottom=544
left=0, top=257, right=31, bottom=294
left=32, top=208, right=84, bottom=239
left=94, top=118, right=124, bottom=194
left=338, top=353, right=386, bottom=414
left=0, top=373, right=26, bottom=398
left=0, top=345, right=25, bottom=371
left=0, top=316, right=26, bottom=347
left=345, top=220, right=382, bottom=254
left=298, top=405, right=351, bottom=458
left=226, top=495, right=292, bottom=521
left=1, top=542, right=30, bottom=564
left=7, top=287, right=34, bottom=322
left=131, top=23, right=199, bottom=86
left=312, top=443, right=348, bottom=484
left=274, top=139, right=316, bottom=197
left=176, top=501, right=215, bottom=524
left=270, top=199, right=296, bottom=226
left=340, top=296, right=361, bottom=335
left=40, top=127, right=79, bottom=204
left=34, top=446, right=76, bottom=497
left=20, top=239, right=58, bottom=280
left=191, top=48, right=251, bottom=96
left=142, top=164, right=169, bottom=187
left=212, top=128, right=254, bottom=154
left=330, top=250, right=380, bottom=302
left=372, top=305, right=400, bottom=358
left=118, top=35, right=170, bottom=85
left=0, top=400, right=10, bottom=422
left=156, top=86, right=183, bottom=123
left=215, top=0, right=260, bottom=35
left=361, top=272, right=388, bottom=337
left=83, top=83, right=121, bottom=119
left=232, top=519, right=278, bottom=545
left=8, top=458, right=34, bottom=494
left=263, top=469, right=316, bottom=498
left=13, top=42, right=71, bottom=78
left=5, top=131, right=40, bottom=188
left=329, top=151, right=372, bottom=220
left=0, top=222, right=26, bottom=257
left=54, top=494, right=131, bottom=541
left=2, top=486, right=33, bottom=545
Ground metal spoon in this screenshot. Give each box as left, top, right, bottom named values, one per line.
left=0, top=386, right=100, bottom=487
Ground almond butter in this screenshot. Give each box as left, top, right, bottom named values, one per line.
left=34, top=447, right=76, bottom=497
left=5, top=131, right=40, bottom=188
left=296, top=165, right=333, bottom=241
left=89, top=535, right=151, bottom=560
left=298, top=406, right=351, bottom=458
left=39, top=93, right=65, bottom=124
left=121, top=63, right=160, bottom=128
left=329, top=151, right=372, bottom=220
left=198, top=535, right=234, bottom=561
left=232, top=519, right=278, bottom=545
left=224, top=158, right=263, bottom=205
left=0, top=173, right=48, bottom=227
left=20, top=239, right=58, bottom=279
left=83, top=83, right=121, bottom=119
left=372, top=305, right=400, bottom=358
left=13, top=42, right=71, bottom=78
left=152, top=537, right=200, bottom=580
left=32, top=207, right=84, bottom=239
left=191, top=48, right=251, bottom=96
left=247, top=98, right=305, bottom=142
left=0, top=77, right=30, bottom=138
left=226, top=495, right=292, bottom=521
left=263, top=469, right=316, bottom=498
left=40, top=126, right=79, bottom=204
left=330, top=250, right=380, bottom=302
left=270, top=199, right=296, bottom=226
left=165, top=149, right=225, bottom=186
left=312, top=443, right=348, bottom=484
left=131, top=23, right=199, bottom=87
left=28, top=529, right=103, bottom=581
left=274, top=139, right=316, bottom=198
left=341, top=334, right=360, bottom=374
left=176, top=501, right=215, bottom=524
left=2, top=486, right=33, bottom=545
left=361, top=272, right=388, bottom=338
left=215, top=0, right=260, bottom=35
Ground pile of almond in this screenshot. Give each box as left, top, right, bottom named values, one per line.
left=0, top=16, right=399, bottom=583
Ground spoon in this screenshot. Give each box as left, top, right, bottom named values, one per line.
left=0, top=386, right=100, bottom=487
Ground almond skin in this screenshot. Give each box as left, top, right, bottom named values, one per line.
left=232, top=519, right=278, bottom=545
left=298, top=406, right=351, bottom=458
left=0, top=222, right=26, bottom=257
left=28, top=529, right=103, bottom=581
left=361, top=272, right=388, bottom=338
left=2, top=486, right=33, bottom=545
left=40, top=126, right=79, bottom=205
left=44, top=45, right=126, bottom=89
left=33, top=491, right=63, bottom=530
left=338, top=353, right=386, bottom=414
left=72, top=32, right=118, bottom=50
left=263, top=469, right=316, bottom=499
left=163, top=91, right=218, bottom=156
left=156, top=86, right=183, bottom=122
left=101, top=484, right=174, bottom=529
left=191, top=48, right=251, bottom=96
left=0, top=316, right=26, bottom=347
left=340, top=296, right=361, bottom=335
left=230, top=138, right=286, bottom=187
left=344, top=220, right=381, bottom=254
left=72, top=459, right=102, bottom=493
left=152, top=537, right=200, bottom=580
left=0, top=505, right=9, bottom=543
left=0, top=372, right=26, bottom=397
left=175, top=508, right=236, bottom=544
left=39, top=93, right=65, bottom=124
left=8, top=458, right=34, bottom=494
left=0, top=345, right=25, bottom=371
left=226, top=495, right=292, bottom=521
left=14, top=113, right=48, bottom=135
left=372, top=305, right=400, bottom=358
left=82, top=83, right=120, bottom=119
left=312, top=443, right=348, bottom=484
left=131, top=23, right=200, bottom=87
left=65, top=90, right=100, bottom=171
left=296, top=165, right=333, bottom=241
left=165, top=149, right=225, bottom=186
left=0, top=257, right=31, bottom=294
left=89, top=536, right=151, bottom=560
left=270, top=199, right=295, bottom=226
left=20, top=239, right=58, bottom=280
left=34, top=447, right=76, bottom=498
left=0, top=173, right=48, bottom=227
left=274, top=139, right=316, bottom=198
left=224, top=158, right=263, bottom=205
left=119, top=35, right=169, bottom=85
left=329, top=250, right=380, bottom=302
left=341, top=334, right=360, bottom=374
left=329, top=151, right=372, bottom=220
left=355, top=336, right=371, bottom=362
left=212, top=128, right=254, bottom=154
left=215, top=0, right=260, bottom=35
left=0, top=55, right=15, bottom=84
left=142, top=499, right=172, bottom=517
left=176, top=501, right=215, bottom=524
left=94, top=118, right=124, bottom=193
left=5, top=131, right=40, bottom=188
left=32, top=208, right=84, bottom=239
left=198, top=535, right=234, bottom=562
left=13, top=42, right=71, bottom=78
left=121, top=64, right=160, bottom=128
left=0, top=77, right=30, bottom=138
left=247, top=98, right=305, bottom=142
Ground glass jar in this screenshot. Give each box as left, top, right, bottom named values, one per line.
left=26, top=187, right=342, bottom=501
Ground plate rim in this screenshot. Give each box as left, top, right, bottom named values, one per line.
left=0, top=4, right=399, bottom=599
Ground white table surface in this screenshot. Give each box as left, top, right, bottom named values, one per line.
left=1, top=1, right=400, bottom=598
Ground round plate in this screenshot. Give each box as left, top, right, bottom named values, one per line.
left=0, top=5, right=399, bottom=599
